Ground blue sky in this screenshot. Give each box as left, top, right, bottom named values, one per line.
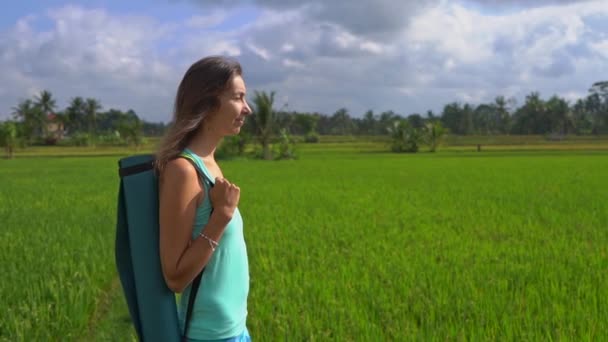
left=0, top=1, right=261, bottom=40
left=1, top=0, right=607, bottom=122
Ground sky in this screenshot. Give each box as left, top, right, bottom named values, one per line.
left=1, top=0, right=607, bottom=122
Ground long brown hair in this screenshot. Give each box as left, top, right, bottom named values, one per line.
left=155, top=56, right=242, bottom=175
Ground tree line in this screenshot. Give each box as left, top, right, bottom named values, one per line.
left=1, top=90, right=166, bottom=149
left=1, top=81, right=607, bottom=158
left=241, top=81, right=607, bottom=137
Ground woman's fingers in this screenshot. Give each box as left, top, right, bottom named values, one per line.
left=215, top=177, right=237, bottom=190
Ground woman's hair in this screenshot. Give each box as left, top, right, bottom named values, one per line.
left=155, top=56, right=242, bottom=174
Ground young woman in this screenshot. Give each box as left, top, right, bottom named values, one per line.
left=155, top=56, right=253, bottom=341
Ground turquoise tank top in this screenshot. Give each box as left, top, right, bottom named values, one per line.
left=178, top=148, right=250, bottom=340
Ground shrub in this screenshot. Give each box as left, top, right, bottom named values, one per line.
left=274, top=128, right=297, bottom=160
left=304, top=131, right=320, bottom=143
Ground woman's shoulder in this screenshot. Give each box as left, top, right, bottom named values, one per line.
left=167, top=157, right=197, bottom=174
left=159, top=156, right=205, bottom=207
left=162, top=157, right=199, bottom=185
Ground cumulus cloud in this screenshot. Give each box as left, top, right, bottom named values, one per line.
left=0, top=6, right=181, bottom=121
left=465, top=0, right=596, bottom=9
left=393, top=1, right=608, bottom=106
left=1, top=1, right=608, bottom=122
left=0, top=5, right=259, bottom=121
left=192, top=0, right=440, bottom=39
left=185, top=10, right=228, bottom=29
left=234, top=0, right=608, bottom=115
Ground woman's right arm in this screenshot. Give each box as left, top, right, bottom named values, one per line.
left=158, top=158, right=231, bottom=293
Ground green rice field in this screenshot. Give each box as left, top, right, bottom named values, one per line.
left=1, top=138, right=607, bottom=341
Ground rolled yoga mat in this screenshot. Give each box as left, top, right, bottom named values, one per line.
left=115, top=154, right=182, bottom=342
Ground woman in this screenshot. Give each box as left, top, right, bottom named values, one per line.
left=155, top=56, right=253, bottom=341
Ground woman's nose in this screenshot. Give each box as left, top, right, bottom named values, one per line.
left=244, top=101, right=252, bottom=115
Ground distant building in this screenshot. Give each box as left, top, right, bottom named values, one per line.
left=46, top=113, right=65, bottom=142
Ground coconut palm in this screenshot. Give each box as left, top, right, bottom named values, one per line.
left=34, top=90, right=56, bottom=114
left=11, top=99, right=38, bottom=144
left=252, top=90, right=276, bottom=160
left=85, top=98, right=102, bottom=137
left=66, top=97, right=86, bottom=134
left=34, top=90, right=57, bottom=138
left=424, top=120, right=447, bottom=152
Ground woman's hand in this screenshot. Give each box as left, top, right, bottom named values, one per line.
left=209, top=177, right=240, bottom=222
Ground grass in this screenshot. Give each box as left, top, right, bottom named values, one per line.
left=1, top=140, right=607, bottom=340
left=6, top=134, right=608, bottom=159
left=236, top=152, right=608, bottom=340
left=0, top=157, right=118, bottom=341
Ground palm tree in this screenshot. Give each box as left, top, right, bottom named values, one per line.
left=12, top=99, right=34, bottom=122
left=34, top=90, right=56, bottom=138
left=572, top=98, right=593, bottom=134
left=66, top=97, right=85, bottom=134
left=34, top=90, right=56, bottom=114
left=11, top=99, right=37, bottom=144
left=545, top=95, right=571, bottom=135
left=424, top=121, right=447, bottom=152
left=85, top=98, right=102, bottom=139
left=252, top=90, right=276, bottom=160
left=331, top=108, right=353, bottom=135
left=362, top=110, right=376, bottom=134
left=494, top=96, right=511, bottom=134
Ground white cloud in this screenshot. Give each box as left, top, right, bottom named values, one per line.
left=397, top=1, right=608, bottom=108
left=457, top=89, right=489, bottom=103
left=281, top=43, right=295, bottom=53
left=282, top=58, right=305, bottom=68
left=0, top=6, right=179, bottom=117
left=186, top=11, right=227, bottom=29
left=246, top=42, right=271, bottom=60
left=2, top=1, right=608, bottom=121
left=406, top=4, right=494, bottom=64
left=360, top=41, right=384, bottom=54
left=562, top=90, right=587, bottom=102
left=193, top=0, right=440, bottom=38
left=590, top=39, right=608, bottom=59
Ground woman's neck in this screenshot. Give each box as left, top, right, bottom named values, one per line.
left=187, top=128, right=222, bottom=160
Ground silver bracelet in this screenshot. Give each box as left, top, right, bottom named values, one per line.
left=199, top=232, right=219, bottom=251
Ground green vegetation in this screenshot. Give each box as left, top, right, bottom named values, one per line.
left=1, top=141, right=607, bottom=340
left=3, top=80, right=607, bottom=156
left=6, top=90, right=162, bottom=149
left=0, top=157, right=119, bottom=340
left=0, top=121, right=18, bottom=158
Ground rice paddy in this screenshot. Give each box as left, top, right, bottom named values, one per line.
left=1, top=138, right=607, bottom=341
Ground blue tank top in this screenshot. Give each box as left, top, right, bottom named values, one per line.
left=178, top=148, right=250, bottom=340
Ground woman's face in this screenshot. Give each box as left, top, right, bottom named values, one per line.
left=206, top=75, right=252, bottom=136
